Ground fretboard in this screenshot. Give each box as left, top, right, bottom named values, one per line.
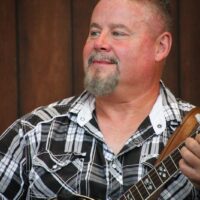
left=120, top=126, right=200, bottom=200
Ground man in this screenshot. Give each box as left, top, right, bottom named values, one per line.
left=0, top=0, right=200, bottom=199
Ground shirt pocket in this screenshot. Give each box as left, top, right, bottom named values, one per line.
left=29, top=151, right=86, bottom=199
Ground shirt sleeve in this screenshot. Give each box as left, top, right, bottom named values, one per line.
left=0, top=119, right=30, bottom=199
left=159, top=172, right=200, bottom=199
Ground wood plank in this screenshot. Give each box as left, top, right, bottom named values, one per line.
left=18, top=0, right=73, bottom=114
left=179, top=1, right=200, bottom=106
left=0, top=0, right=17, bottom=133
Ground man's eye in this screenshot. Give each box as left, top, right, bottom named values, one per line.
left=90, top=31, right=100, bottom=37
left=112, top=31, right=126, bottom=36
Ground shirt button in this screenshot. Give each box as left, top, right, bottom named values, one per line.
left=134, top=138, right=140, bottom=145
left=157, top=124, right=162, bottom=129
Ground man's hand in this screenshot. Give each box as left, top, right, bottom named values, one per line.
left=179, top=134, right=200, bottom=189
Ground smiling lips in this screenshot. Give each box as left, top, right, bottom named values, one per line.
left=92, top=59, right=113, bottom=65
left=88, top=53, right=119, bottom=66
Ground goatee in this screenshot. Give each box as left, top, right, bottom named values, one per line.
left=84, top=53, right=120, bottom=96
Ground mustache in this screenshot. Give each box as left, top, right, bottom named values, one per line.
left=88, top=53, right=119, bottom=65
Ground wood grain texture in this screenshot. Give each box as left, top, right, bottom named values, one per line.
left=18, top=0, right=73, bottom=115
left=162, top=0, right=180, bottom=97
left=179, top=0, right=200, bottom=106
left=0, top=0, right=17, bottom=132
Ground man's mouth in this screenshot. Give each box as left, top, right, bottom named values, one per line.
left=92, top=59, right=113, bottom=65
left=88, top=53, right=118, bottom=66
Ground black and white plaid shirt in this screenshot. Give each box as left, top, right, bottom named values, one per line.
left=0, top=82, right=199, bottom=200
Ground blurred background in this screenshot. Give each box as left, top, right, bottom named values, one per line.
left=0, top=0, right=199, bottom=133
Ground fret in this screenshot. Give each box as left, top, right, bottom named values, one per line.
left=170, top=147, right=182, bottom=167
left=163, top=154, right=178, bottom=177
left=136, top=180, right=149, bottom=199
left=123, top=186, right=143, bottom=200
left=149, top=169, right=163, bottom=189
left=170, top=155, right=178, bottom=171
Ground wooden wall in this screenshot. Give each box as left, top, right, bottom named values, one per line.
left=0, top=0, right=199, bottom=133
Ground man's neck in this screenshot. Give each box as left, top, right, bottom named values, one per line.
left=95, top=83, right=160, bottom=120
left=94, top=84, right=160, bottom=154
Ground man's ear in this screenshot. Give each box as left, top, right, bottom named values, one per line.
left=155, top=32, right=172, bottom=62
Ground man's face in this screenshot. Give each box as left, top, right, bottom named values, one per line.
left=83, top=0, right=162, bottom=96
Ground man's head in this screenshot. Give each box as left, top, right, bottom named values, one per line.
left=83, top=0, right=172, bottom=96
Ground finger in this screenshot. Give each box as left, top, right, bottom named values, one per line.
left=180, top=146, right=200, bottom=168
left=184, top=137, right=200, bottom=158
left=179, top=159, right=200, bottom=186
left=195, top=134, right=200, bottom=144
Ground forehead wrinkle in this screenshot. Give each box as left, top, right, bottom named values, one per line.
left=90, top=22, right=101, bottom=29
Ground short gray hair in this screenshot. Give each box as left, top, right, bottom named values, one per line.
left=130, top=0, right=172, bottom=31
left=154, top=0, right=172, bottom=31
left=147, top=0, right=172, bottom=31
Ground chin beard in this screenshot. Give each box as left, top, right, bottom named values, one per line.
left=84, top=70, right=119, bottom=96
left=84, top=52, right=120, bottom=96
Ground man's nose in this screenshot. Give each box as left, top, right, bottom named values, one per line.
left=94, top=33, right=111, bottom=51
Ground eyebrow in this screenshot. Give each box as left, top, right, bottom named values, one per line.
left=90, top=23, right=102, bottom=29
left=90, top=22, right=132, bottom=32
